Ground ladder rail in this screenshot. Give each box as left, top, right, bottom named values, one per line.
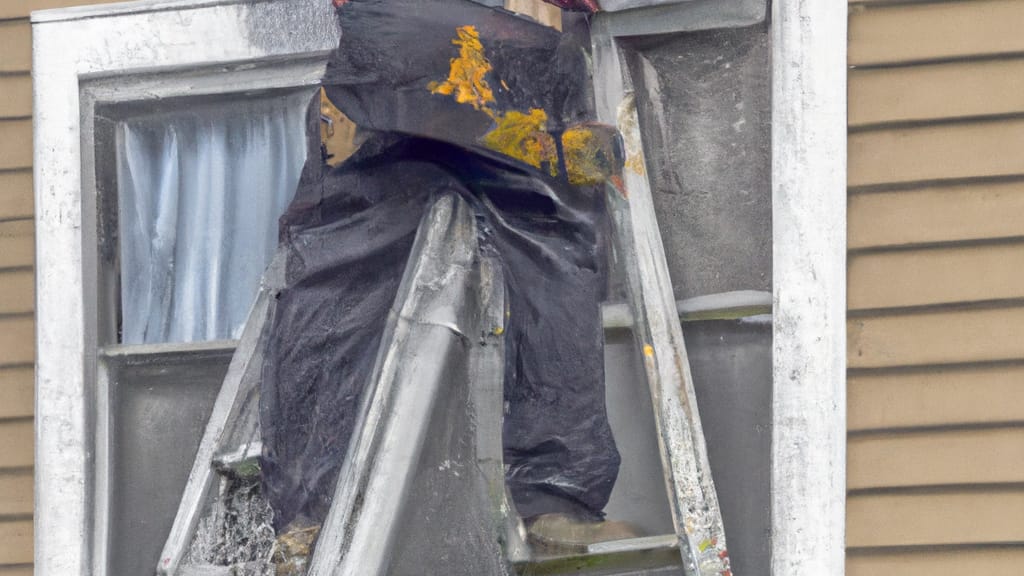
left=591, top=17, right=731, bottom=576
left=156, top=254, right=285, bottom=576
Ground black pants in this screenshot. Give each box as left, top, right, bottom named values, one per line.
left=260, top=132, right=620, bottom=530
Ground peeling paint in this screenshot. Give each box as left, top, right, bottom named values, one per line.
left=481, top=108, right=559, bottom=175
left=428, top=25, right=497, bottom=112
left=616, top=94, right=646, bottom=177
left=427, top=25, right=624, bottom=186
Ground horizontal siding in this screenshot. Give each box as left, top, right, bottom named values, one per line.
left=850, top=57, right=1024, bottom=128
left=0, top=75, right=31, bottom=120
left=0, top=11, right=41, bottom=575
left=0, top=120, right=32, bottom=171
left=848, top=241, right=1024, bottom=310
left=0, top=522, right=31, bottom=565
left=849, top=306, right=1024, bottom=369
left=848, top=1, right=1024, bottom=571
left=0, top=20, right=29, bottom=73
left=0, top=317, right=33, bottom=368
left=849, top=118, right=1024, bottom=188
left=0, top=420, right=32, bottom=469
left=847, top=488, right=1024, bottom=548
left=0, top=472, right=32, bottom=516
left=848, top=427, right=1024, bottom=491
left=848, top=547, right=1024, bottom=576
left=848, top=180, right=1024, bottom=250
left=0, top=270, right=33, bottom=315
left=0, top=367, right=32, bottom=420
left=849, top=0, right=1024, bottom=66
left=0, top=220, right=34, bottom=270
left=0, top=171, right=33, bottom=222
left=849, top=364, right=1024, bottom=431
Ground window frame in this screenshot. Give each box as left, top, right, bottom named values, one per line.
left=31, top=0, right=846, bottom=574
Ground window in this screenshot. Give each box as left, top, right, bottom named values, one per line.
left=90, top=88, right=311, bottom=574
left=113, top=92, right=308, bottom=345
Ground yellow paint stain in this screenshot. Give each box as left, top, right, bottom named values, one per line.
left=427, top=25, right=497, bottom=113
left=562, top=126, right=598, bottom=185
left=428, top=25, right=628, bottom=182
left=625, top=152, right=646, bottom=176
left=617, top=94, right=647, bottom=177
left=643, top=344, right=655, bottom=357
left=319, top=88, right=359, bottom=167
left=493, top=326, right=505, bottom=336
left=698, top=537, right=718, bottom=552
left=562, top=124, right=623, bottom=186
left=482, top=109, right=558, bottom=175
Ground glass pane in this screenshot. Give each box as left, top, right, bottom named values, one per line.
left=684, top=317, right=772, bottom=575
left=627, top=26, right=771, bottom=300
left=116, top=90, right=310, bottom=344
left=105, top=351, right=231, bottom=576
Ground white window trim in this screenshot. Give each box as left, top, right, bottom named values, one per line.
left=31, top=0, right=846, bottom=574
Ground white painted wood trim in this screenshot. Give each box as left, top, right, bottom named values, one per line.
left=770, top=1, right=848, bottom=575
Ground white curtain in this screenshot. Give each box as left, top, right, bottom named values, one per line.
left=117, top=91, right=310, bottom=344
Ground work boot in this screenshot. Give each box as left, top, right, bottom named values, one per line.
left=526, top=513, right=643, bottom=554
left=271, top=523, right=320, bottom=576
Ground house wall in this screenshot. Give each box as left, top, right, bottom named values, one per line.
left=4, top=0, right=1023, bottom=573
left=847, top=0, right=1024, bottom=573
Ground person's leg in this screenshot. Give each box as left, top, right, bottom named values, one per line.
left=474, top=170, right=621, bottom=522
left=260, top=132, right=445, bottom=530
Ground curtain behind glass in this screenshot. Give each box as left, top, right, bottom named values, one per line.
left=117, top=91, right=310, bottom=344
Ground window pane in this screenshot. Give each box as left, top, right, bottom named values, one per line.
left=116, top=90, right=310, bottom=344
left=628, top=26, right=771, bottom=300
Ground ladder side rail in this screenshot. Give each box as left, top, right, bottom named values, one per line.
left=309, top=193, right=511, bottom=575
left=156, top=254, right=286, bottom=575
left=591, top=20, right=730, bottom=576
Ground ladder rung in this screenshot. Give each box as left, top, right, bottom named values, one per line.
left=602, top=289, right=772, bottom=329
left=515, top=535, right=682, bottom=575
left=587, top=533, right=677, bottom=555
left=212, top=441, right=262, bottom=478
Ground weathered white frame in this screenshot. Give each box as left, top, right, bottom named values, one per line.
left=32, top=0, right=846, bottom=574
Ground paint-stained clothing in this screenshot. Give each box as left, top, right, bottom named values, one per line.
left=259, top=0, right=621, bottom=530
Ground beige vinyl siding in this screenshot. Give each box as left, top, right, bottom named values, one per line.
left=849, top=0, right=1024, bottom=66
left=848, top=365, right=1024, bottom=431
left=849, top=58, right=1024, bottom=128
left=0, top=368, right=33, bottom=421
left=848, top=180, right=1024, bottom=249
left=0, top=2, right=134, bottom=571
left=0, top=521, right=32, bottom=566
left=849, top=488, right=1024, bottom=547
left=0, top=75, right=31, bottom=120
left=847, top=0, right=1024, bottom=572
left=0, top=120, right=32, bottom=172
left=0, top=21, right=30, bottom=72
left=0, top=32, right=33, bottom=570
left=0, top=221, right=33, bottom=269
left=849, top=241, right=1024, bottom=310
left=848, top=548, right=1024, bottom=576
left=0, top=172, right=32, bottom=222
